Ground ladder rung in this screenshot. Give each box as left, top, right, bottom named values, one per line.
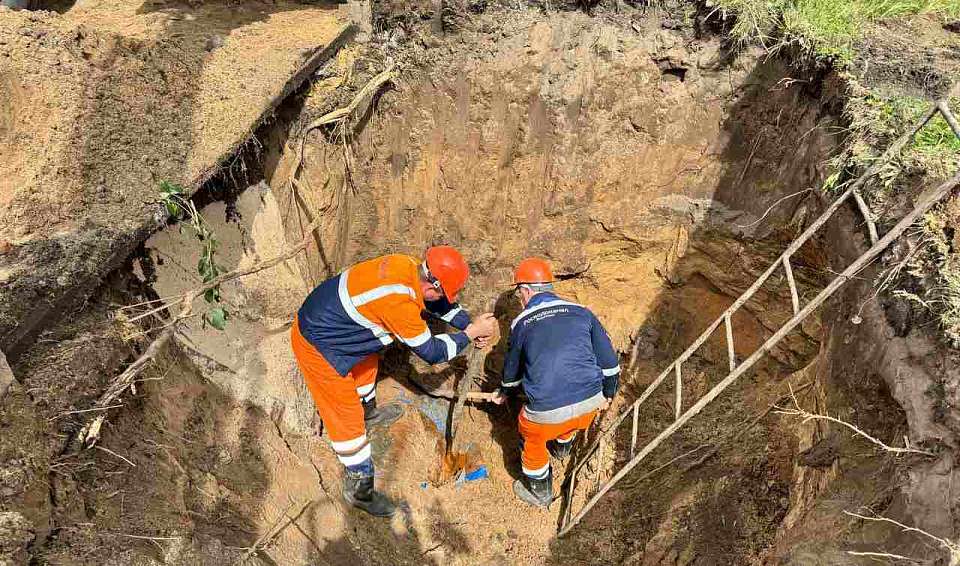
left=782, top=256, right=800, bottom=314
left=674, top=362, right=682, bottom=421
left=594, top=438, right=603, bottom=489
left=851, top=190, right=879, bottom=245
left=724, top=312, right=736, bottom=372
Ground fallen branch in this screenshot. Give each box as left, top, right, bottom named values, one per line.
left=774, top=385, right=935, bottom=457
left=844, top=511, right=960, bottom=566
left=78, top=216, right=323, bottom=448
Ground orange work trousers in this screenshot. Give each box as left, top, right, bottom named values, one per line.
left=291, top=317, right=378, bottom=468
left=518, top=409, right=597, bottom=479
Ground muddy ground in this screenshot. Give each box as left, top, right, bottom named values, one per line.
left=2, top=1, right=959, bottom=565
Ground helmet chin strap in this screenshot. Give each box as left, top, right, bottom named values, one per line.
left=421, top=262, right=443, bottom=292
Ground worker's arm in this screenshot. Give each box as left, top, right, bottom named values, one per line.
left=423, top=296, right=471, bottom=330
left=381, top=300, right=470, bottom=364
left=591, top=314, right=621, bottom=400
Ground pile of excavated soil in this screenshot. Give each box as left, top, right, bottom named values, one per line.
left=0, top=0, right=348, bottom=356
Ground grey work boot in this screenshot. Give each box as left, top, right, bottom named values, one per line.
left=513, top=470, right=553, bottom=508
left=362, top=398, right=403, bottom=429
left=548, top=439, right=574, bottom=460
left=342, top=473, right=397, bottom=517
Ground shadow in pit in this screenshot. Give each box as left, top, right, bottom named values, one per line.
left=545, top=56, right=842, bottom=564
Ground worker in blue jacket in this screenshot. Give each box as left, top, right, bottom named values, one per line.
left=494, top=258, right=621, bottom=507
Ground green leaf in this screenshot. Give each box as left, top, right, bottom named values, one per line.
left=159, top=180, right=185, bottom=197
left=207, top=307, right=228, bottom=330
left=203, top=287, right=221, bottom=304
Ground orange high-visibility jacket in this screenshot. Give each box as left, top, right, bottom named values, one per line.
left=297, top=254, right=472, bottom=375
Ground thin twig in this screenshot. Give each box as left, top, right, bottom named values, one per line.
left=620, top=444, right=710, bottom=490
left=845, top=550, right=921, bottom=562
left=844, top=511, right=960, bottom=565
left=844, top=511, right=958, bottom=551
left=49, top=404, right=124, bottom=421
left=735, top=188, right=813, bottom=229
left=96, top=446, right=137, bottom=468
left=234, top=500, right=299, bottom=565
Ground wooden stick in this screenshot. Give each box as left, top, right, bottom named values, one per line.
left=448, top=345, right=485, bottom=453
left=560, top=169, right=960, bottom=537
left=782, top=256, right=800, bottom=314
left=724, top=312, right=736, bottom=371
left=851, top=190, right=879, bottom=245
left=674, top=362, right=682, bottom=421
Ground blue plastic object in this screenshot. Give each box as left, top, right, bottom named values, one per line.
left=464, top=465, right=488, bottom=482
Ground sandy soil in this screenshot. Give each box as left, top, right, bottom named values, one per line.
left=0, top=0, right=348, bottom=357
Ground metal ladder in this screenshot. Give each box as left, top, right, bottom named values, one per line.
left=558, top=100, right=960, bottom=537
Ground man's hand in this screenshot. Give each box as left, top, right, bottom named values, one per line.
left=465, top=312, right=498, bottom=344
left=599, top=397, right=611, bottom=412
left=490, top=390, right=508, bottom=405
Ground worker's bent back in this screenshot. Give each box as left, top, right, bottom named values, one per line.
left=297, top=254, right=470, bottom=375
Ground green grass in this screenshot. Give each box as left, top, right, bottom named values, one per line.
left=715, top=0, right=960, bottom=61
left=842, top=94, right=960, bottom=185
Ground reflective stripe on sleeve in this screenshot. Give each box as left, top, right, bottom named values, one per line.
left=400, top=328, right=431, bottom=348
left=602, top=365, right=621, bottom=376
left=437, top=334, right=457, bottom=361
left=440, top=306, right=463, bottom=323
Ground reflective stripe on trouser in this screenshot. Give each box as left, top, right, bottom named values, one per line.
left=518, top=408, right=597, bottom=479
left=291, top=317, right=378, bottom=471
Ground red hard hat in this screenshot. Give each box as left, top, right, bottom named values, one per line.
left=514, top=257, right=554, bottom=285
left=425, top=246, right=470, bottom=302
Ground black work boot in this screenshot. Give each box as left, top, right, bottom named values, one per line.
left=342, top=472, right=397, bottom=517
left=513, top=469, right=553, bottom=508
left=362, top=398, right=404, bottom=429
left=548, top=439, right=574, bottom=460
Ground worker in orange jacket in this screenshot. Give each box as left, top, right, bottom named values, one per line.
left=292, top=246, right=497, bottom=517
left=494, top=258, right=621, bottom=507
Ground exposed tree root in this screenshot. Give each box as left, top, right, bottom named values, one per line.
left=844, top=511, right=960, bottom=566
left=774, top=384, right=936, bottom=457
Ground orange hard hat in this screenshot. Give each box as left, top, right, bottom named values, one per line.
left=425, top=246, right=470, bottom=302
left=514, top=257, right=554, bottom=285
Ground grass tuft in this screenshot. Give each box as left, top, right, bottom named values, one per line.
left=714, top=0, right=960, bottom=61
